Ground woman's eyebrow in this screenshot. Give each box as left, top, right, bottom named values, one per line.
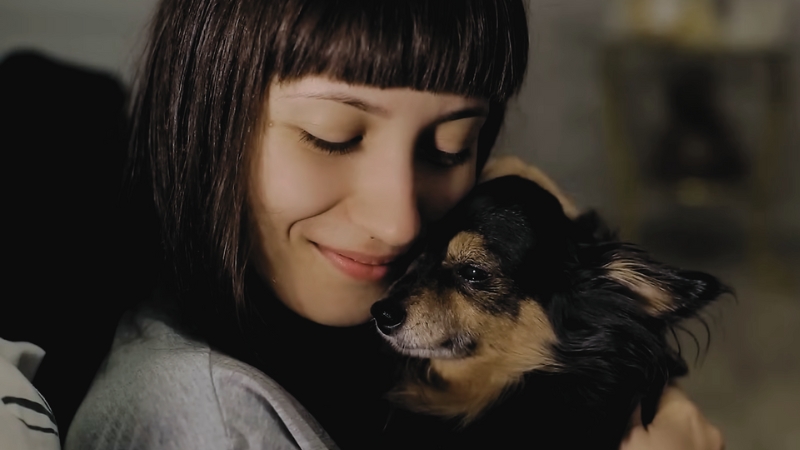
left=281, top=92, right=389, bottom=116
left=436, top=106, right=489, bottom=123
left=280, top=92, right=489, bottom=122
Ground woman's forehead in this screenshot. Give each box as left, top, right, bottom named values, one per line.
left=269, top=77, right=490, bottom=120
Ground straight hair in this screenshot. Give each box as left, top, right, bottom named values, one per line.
left=130, top=0, right=530, bottom=336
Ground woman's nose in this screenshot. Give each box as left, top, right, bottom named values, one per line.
left=350, top=149, right=421, bottom=249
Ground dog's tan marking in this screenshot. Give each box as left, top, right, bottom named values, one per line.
left=392, top=297, right=558, bottom=424
left=388, top=228, right=558, bottom=423
left=604, top=260, right=673, bottom=315
left=480, top=155, right=580, bottom=219
left=445, top=231, right=494, bottom=268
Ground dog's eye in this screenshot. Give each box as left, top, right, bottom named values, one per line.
left=458, top=265, right=490, bottom=283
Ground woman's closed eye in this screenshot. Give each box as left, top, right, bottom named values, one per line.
left=300, top=129, right=473, bottom=169
left=299, top=130, right=362, bottom=154
left=419, top=116, right=483, bottom=169
left=417, top=144, right=473, bottom=169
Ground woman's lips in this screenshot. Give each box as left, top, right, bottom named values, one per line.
left=315, top=244, right=394, bottom=281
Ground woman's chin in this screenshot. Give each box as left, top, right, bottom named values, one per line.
left=294, top=299, right=375, bottom=328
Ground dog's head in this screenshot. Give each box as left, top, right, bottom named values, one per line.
left=371, top=175, right=729, bottom=423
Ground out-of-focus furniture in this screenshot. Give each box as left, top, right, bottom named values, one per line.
left=0, top=50, right=160, bottom=443
left=600, top=0, right=793, bottom=288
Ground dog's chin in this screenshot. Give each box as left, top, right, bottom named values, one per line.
left=393, top=344, right=462, bottom=360
left=378, top=333, right=472, bottom=360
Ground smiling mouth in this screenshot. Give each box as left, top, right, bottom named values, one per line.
left=315, top=244, right=393, bottom=282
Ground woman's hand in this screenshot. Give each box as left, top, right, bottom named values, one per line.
left=621, top=385, right=725, bottom=450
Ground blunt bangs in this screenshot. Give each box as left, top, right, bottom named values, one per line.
left=133, top=0, right=529, bottom=327
left=272, top=0, right=529, bottom=102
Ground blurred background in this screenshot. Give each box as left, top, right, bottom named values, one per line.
left=503, top=4, right=800, bottom=448
left=1, top=0, right=798, bottom=448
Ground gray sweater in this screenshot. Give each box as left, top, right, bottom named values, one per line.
left=65, top=307, right=339, bottom=450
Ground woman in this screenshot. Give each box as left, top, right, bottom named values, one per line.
left=66, top=1, right=723, bottom=449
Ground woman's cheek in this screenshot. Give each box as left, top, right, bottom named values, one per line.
left=257, top=131, right=347, bottom=221
left=416, top=162, right=477, bottom=222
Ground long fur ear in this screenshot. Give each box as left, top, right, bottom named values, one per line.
left=600, top=245, right=730, bottom=321
left=572, top=210, right=617, bottom=243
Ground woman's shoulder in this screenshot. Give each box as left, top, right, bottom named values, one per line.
left=209, top=351, right=339, bottom=450
left=65, top=306, right=338, bottom=450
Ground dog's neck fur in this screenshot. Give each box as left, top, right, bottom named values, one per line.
left=391, top=358, right=517, bottom=424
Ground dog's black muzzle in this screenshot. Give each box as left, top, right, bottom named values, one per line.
left=371, top=298, right=406, bottom=335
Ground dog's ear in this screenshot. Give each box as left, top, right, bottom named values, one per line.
left=601, top=245, right=730, bottom=321
left=572, top=210, right=617, bottom=243
left=467, top=176, right=573, bottom=265
left=480, top=156, right=581, bottom=219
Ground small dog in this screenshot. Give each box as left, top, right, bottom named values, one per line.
left=371, top=175, right=728, bottom=449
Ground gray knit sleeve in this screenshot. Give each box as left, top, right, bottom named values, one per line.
left=211, top=355, right=339, bottom=450
left=64, top=310, right=335, bottom=450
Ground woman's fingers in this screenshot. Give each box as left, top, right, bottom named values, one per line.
left=621, top=386, right=725, bottom=450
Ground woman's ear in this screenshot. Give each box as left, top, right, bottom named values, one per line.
left=601, top=247, right=730, bottom=321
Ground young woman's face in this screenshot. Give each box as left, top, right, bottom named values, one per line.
left=250, top=77, right=488, bottom=326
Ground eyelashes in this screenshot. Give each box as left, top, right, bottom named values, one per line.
left=299, top=130, right=362, bottom=154
left=298, top=130, right=473, bottom=168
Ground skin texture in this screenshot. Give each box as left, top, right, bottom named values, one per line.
left=246, top=77, right=724, bottom=449
left=621, top=385, right=725, bottom=450
left=249, top=77, right=488, bottom=326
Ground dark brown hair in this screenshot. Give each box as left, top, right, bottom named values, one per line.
left=130, top=0, right=529, bottom=330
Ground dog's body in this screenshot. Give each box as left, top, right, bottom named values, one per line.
left=372, top=175, right=728, bottom=450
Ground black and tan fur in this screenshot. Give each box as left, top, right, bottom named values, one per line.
left=372, top=175, right=729, bottom=450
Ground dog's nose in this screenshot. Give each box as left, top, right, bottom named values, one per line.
left=371, top=299, right=406, bottom=334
